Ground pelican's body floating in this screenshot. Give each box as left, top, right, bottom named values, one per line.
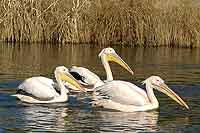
left=92, top=76, right=189, bottom=112
left=69, top=47, right=134, bottom=91
left=14, top=66, right=84, bottom=103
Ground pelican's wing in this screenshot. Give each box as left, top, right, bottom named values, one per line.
left=17, top=76, right=58, bottom=100
left=69, top=66, right=102, bottom=85
left=94, top=80, right=150, bottom=106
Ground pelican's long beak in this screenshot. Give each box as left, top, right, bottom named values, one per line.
left=156, top=83, right=189, bottom=109
left=106, top=53, right=134, bottom=75
left=60, top=73, right=86, bottom=92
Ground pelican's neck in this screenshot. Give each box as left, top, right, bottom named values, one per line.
left=55, top=73, right=68, bottom=97
left=101, top=55, right=113, bottom=81
left=145, top=83, right=159, bottom=107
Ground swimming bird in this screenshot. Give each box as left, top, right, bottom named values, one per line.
left=14, top=66, right=84, bottom=103
left=69, top=47, right=134, bottom=90
left=92, top=76, right=189, bottom=112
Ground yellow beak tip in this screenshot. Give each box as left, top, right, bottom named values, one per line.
left=186, top=105, right=190, bottom=110
left=131, top=71, right=134, bottom=75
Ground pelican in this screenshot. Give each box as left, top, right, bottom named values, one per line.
left=14, top=66, right=84, bottom=103
left=92, top=76, right=189, bottom=112
left=69, top=47, right=134, bottom=90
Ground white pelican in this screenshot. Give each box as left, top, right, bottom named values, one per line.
left=69, top=47, right=134, bottom=90
left=14, top=66, right=84, bottom=103
left=92, top=76, right=189, bottom=112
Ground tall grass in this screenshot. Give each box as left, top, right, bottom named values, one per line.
left=0, top=0, right=200, bottom=47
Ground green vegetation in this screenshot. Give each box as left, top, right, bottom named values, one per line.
left=0, top=0, right=200, bottom=47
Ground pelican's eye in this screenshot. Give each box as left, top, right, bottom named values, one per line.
left=156, top=79, right=161, bottom=83
left=110, top=49, right=115, bottom=52
left=152, top=79, right=160, bottom=85
left=108, top=49, right=114, bottom=54
left=62, top=68, right=67, bottom=72
left=156, top=79, right=164, bottom=85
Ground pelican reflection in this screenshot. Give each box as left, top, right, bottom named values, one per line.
left=19, top=104, right=68, bottom=132
left=96, top=110, right=159, bottom=132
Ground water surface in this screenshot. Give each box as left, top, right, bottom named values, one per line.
left=0, top=43, right=199, bottom=132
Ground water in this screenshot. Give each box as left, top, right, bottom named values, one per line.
left=0, top=43, right=199, bottom=132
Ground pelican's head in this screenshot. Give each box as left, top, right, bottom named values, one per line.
left=98, top=47, right=134, bottom=75
left=55, top=66, right=85, bottom=92
left=142, top=76, right=189, bottom=110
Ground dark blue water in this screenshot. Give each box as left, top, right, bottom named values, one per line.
left=0, top=44, right=199, bottom=132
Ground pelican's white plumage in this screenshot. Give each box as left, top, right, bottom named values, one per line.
left=17, top=77, right=61, bottom=101
left=14, top=66, right=83, bottom=103
left=92, top=76, right=189, bottom=112
left=94, top=81, right=149, bottom=106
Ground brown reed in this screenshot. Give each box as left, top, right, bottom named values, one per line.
left=0, top=0, right=200, bottom=47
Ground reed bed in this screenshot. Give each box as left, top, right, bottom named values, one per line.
left=0, top=0, right=200, bottom=47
